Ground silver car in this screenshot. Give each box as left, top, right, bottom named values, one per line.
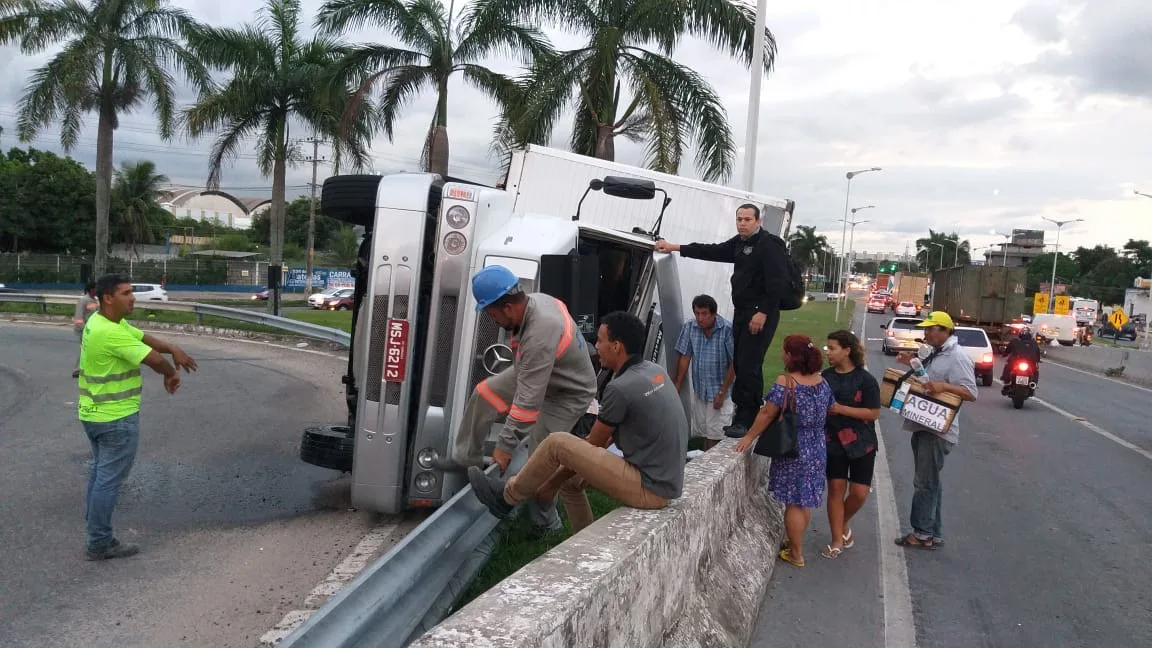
left=880, top=317, right=925, bottom=355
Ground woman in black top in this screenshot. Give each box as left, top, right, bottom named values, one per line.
left=820, top=330, right=881, bottom=559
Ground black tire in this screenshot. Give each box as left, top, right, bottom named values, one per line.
left=1012, top=395, right=1025, bottom=409
left=982, top=373, right=993, bottom=387
left=300, top=424, right=355, bottom=472
left=321, top=175, right=384, bottom=227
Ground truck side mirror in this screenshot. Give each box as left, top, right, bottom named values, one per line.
left=599, top=176, right=656, bottom=200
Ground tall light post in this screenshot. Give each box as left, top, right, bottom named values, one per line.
left=835, top=168, right=882, bottom=322
left=927, top=242, right=945, bottom=271
left=1042, top=217, right=1084, bottom=313
left=741, top=0, right=769, bottom=191
left=992, top=231, right=1012, bottom=266
left=942, top=240, right=968, bottom=267
left=1135, top=190, right=1152, bottom=200
left=845, top=205, right=875, bottom=281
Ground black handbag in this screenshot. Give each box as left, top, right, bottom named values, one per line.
left=753, top=377, right=799, bottom=459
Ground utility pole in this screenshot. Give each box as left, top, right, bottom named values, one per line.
left=305, top=135, right=328, bottom=295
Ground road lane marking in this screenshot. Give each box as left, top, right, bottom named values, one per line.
left=873, top=424, right=918, bottom=648
left=1032, top=397, right=1152, bottom=463
left=1043, top=358, right=1152, bottom=396
left=259, top=519, right=401, bottom=646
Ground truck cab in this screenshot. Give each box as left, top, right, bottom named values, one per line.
left=301, top=172, right=687, bottom=514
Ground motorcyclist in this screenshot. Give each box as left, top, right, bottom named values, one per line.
left=1002, top=329, right=1041, bottom=387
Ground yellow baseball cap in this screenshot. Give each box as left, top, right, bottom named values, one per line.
left=917, top=311, right=955, bottom=330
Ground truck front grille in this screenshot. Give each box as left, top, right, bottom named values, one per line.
left=429, top=295, right=458, bottom=407
left=468, top=315, right=500, bottom=395
left=364, top=295, right=390, bottom=403
left=384, top=295, right=410, bottom=405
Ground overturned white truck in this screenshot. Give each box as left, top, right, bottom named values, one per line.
left=300, top=147, right=795, bottom=514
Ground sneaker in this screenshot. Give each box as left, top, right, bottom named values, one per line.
left=467, top=466, right=514, bottom=519
left=85, top=539, right=139, bottom=561
left=723, top=423, right=748, bottom=439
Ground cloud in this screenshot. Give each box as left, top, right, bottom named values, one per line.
left=0, top=0, right=1150, bottom=259
left=1016, top=0, right=1152, bottom=101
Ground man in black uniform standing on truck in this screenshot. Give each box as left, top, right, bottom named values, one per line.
left=655, top=203, right=791, bottom=437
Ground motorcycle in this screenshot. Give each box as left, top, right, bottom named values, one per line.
left=1003, top=358, right=1037, bottom=409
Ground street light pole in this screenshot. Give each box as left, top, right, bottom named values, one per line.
left=1135, top=190, right=1152, bottom=200
left=836, top=168, right=881, bottom=322
left=928, top=242, right=945, bottom=271
left=844, top=218, right=870, bottom=279
left=992, top=231, right=1011, bottom=266
left=1042, top=216, right=1084, bottom=313
left=741, top=0, right=769, bottom=191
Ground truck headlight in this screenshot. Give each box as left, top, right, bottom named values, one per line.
left=445, top=205, right=470, bottom=229
left=416, top=447, right=438, bottom=469
left=443, top=231, right=467, bottom=255
left=414, top=471, right=437, bottom=493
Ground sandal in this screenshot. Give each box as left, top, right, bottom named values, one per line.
left=894, top=533, right=937, bottom=550
left=842, top=528, right=855, bottom=549
left=778, top=547, right=805, bottom=567
left=821, top=544, right=843, bottom=559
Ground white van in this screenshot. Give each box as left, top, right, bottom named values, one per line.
left=1031, top=313, right=1080, bottom=346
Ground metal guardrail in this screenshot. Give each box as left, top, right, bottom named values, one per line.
left=0, top=293, right=351, bottom=347
left=277, top=449, right=530, bottom=648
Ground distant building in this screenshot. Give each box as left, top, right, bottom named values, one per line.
left=158, top=188, right=272, bottom=229
left=985, top=229, right=1047, bottom=268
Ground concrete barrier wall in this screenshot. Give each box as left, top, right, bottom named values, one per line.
left=410, top=442, right=783, bottom=648
left=1045, top=344, right=1152, bottom=384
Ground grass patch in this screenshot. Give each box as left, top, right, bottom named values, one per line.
left=761, top=301, right=850, bottom=379
left=285, top=309, right=352, bottom=332
left=457, top=489, right=620, bottom=609
left=456, top=301, right=848, bottom=605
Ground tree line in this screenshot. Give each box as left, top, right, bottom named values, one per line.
left=0, top=0, right=776, bottom=278
left=0, top=146, right=357, bottom=265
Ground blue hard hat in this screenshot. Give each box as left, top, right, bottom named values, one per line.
left=472, top=265, right=520, bottom=312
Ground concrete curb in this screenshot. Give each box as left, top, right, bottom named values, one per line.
left=1042, top=344, right=1152, bottom=388
left=1, top=313, right=348, bottom=354
left=409, top=441, right=783, bottom=648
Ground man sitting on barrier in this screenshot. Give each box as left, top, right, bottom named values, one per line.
left=468, top=311, right=687, bottom=532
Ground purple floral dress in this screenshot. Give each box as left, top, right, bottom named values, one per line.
left=765, top=378, right=834, bottom=508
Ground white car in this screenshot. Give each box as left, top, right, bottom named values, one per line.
left=308, top=286, right=354, bottom=309
left=953, top=326, right=995, bottom=387
left=131, top=283, right=168, bottom=301
left=895, top=301, right=919, bottom=316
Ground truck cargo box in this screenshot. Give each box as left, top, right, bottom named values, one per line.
left=504, top=145, right=795, bottom=320
left=930, top=265, right=1028, bottom=325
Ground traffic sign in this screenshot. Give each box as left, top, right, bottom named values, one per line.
left=1109, top=309, right=1129, bottom=329
left=1032, top=292, right=1049, bottom=315
left=1053, top=295, right=1071, bottom=315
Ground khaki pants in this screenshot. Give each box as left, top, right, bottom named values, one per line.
left=450, top=368, right=590, bottom=466
left=505, top=433, right=668, bottom=533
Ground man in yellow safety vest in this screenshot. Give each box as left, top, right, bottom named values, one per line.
left=78, top=274, right=197, bottom=561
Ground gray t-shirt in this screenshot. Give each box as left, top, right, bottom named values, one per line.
left=598, top=357, right=687, bottom=499
left=901, top=336, right=977, bottom=445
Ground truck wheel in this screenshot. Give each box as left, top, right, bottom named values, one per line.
left=321, top=175, right=383, bottom=227
left=300, top=424, right=355, bottom=472
left=982, top=373, right=993, bottom=387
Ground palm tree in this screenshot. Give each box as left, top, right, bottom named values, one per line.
left=916, top=230, right=971, bottom=271
left=185, top=0, right=376, bottom=306
left=0, top=0, right=210, bottom=276
left=315, top=0, right=552, bottom=176
left=111, top=160, right=168, bottom=258
left=487, top=0, right=776, bottom=182
left=787, top=225, right=829, bottom=277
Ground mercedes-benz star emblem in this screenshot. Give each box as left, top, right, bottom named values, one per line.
left=482, top=344, right=514, bottom=375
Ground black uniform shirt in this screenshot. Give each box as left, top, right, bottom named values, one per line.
left=678, top=229, right=790, bottom=313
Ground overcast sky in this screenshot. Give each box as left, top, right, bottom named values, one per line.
left=1, top=0, right=1150, bottom=257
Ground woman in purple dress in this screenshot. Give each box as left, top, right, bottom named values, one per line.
left=735, top=334, right=835, bottom=567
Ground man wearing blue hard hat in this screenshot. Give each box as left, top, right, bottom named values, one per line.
left=439, top=265, right=596, bottom=527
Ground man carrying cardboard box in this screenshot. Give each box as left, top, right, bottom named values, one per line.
left=894, top=311, right=977, bottom=550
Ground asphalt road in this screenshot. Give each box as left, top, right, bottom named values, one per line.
left=0, top=322, right=382, bottom=648
left=751, top=300, right=1152, bottom=647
